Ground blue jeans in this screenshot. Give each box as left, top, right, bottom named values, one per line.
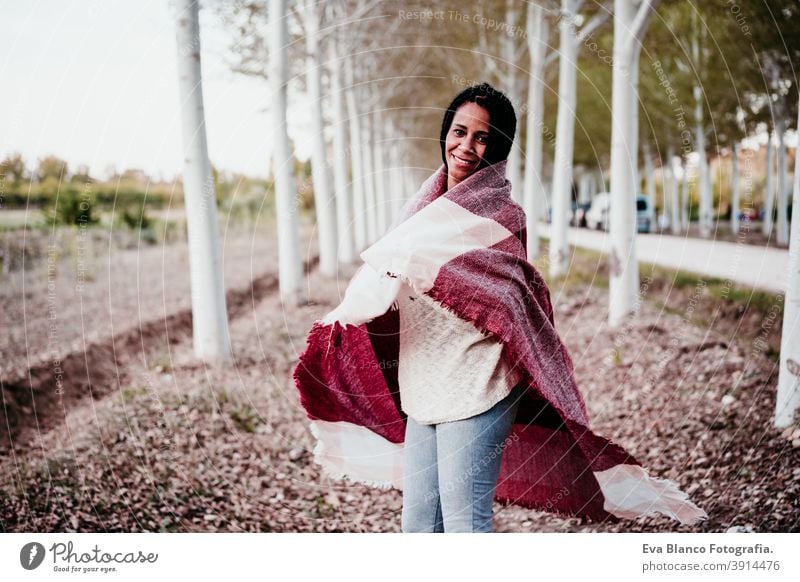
left=400, top=383, right=524, bottom=533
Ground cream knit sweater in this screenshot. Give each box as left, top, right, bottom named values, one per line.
left=397, top=282, right=523, bottom=425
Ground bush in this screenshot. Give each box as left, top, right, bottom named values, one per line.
left=117, top=203, right=153, bottom=230
left=42, top=188, right=100, bottom=227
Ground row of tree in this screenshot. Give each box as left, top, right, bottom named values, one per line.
left=173, top=0, right=800, bottom=426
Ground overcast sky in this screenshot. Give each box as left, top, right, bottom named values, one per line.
left=3, top=1, right=796, bottom=184
left=0, top=0, right=313, bottom=180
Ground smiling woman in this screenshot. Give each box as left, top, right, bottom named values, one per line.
left=438, top=82, right=517, bottom=192
left=444, top=102, right=490, bottom=189
left=293, top=82, right=707, bottom=534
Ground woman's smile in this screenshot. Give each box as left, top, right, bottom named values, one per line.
left=451, top=152, right=478, bottom=168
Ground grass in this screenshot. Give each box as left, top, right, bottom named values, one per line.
left=641, top=260, right=784, bottom=321
left=536, top=238, right=784, bottom=357
left=229, top=404, right=264, bottom=433
left=537, top=242, right=610, bottom=291
left=540, top=237, right=783, bottom=320
left=0, top=209, right=46, bottom=231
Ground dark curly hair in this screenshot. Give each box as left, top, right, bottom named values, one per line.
left=439, top=82, right=517, bottom=171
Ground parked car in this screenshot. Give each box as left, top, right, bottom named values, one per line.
left=586, top=193, right=651, bottom=233
left=636, top=195, right=651, bottom=233
left=547, top=201, right=590, bottom=227
left=585, top=192, right=610, bottom=231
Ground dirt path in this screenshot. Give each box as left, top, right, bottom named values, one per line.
left=1, top=237, right=797, bottom=532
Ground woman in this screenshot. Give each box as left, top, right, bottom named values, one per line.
left=397, top=83, right=526, bottom=532
left=293, top=83, right=707, bottom=533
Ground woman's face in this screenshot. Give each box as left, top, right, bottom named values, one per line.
left=445, top=101, right=491, bottom=188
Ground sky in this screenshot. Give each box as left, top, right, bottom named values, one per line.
left=1, top=0, right=311, bottom=180
left=2, top=1, right=796, bottom=184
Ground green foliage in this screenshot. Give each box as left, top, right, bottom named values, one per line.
left=0, top=152, right=27, bottom=188
left=42, top=188, right=100, bottom=227
left=117, top=203, right=153, bottom=231
left=37, top=155, right=69, bottom=182
left=229, top=404, right=263, bottom=433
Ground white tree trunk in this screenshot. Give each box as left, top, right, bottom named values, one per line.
left=690, top=13, right=712, bottom=237
left=775, top=100, right=800, bottom=428
left=545, top=181, right=553, bottom=221
left=269, top=0, right=303, bottom=306
left=763, top=131, right=775, bottom=237
left=327, top=34, right=354, bottom=264
left=695, top=114, right=711, bottom=236
left=549, top=0, right=579, bottom=279
left=609, top=0, right=655, bottom=326
left=666, top=146, right=680, bottom=233
left=523, top=1, right=548, bottom=261
left=304, top=0, right=337, bottom=276
left=503, top=0, right=523, bottom=204
left=175, top=0, right=231, bottom=360
left=730, top=143, right=740, bottom=235
left=344, top=56, right=367, bottom=252
left=643, top=145, right=655, bottom=225
left=388, top=140, right=403, bottom=226
left=372, top=112, right=389, bottom=236
left=361, top=108, right=378, bottom=245
left=777, top=117, right=789, bottom=246
left=649, top=163, right=657, bottom=227
left=681, top=157, right=690, bottom=230
left=507, top=136, right=523, bottom=204
left=403, top=163, right=415, bottom=214
left=578, top=168, right=592, bottom=204
left=660, top=159, right=669, bottom=230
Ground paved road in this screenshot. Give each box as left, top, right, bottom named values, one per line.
left=538, top=223, right=789, bottom=295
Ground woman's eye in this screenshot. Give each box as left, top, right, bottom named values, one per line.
left=477, top=135, right=488, bottom=144
left=453, top=128, right=465, bottom=136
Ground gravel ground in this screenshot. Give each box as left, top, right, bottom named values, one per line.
left=1, top=221, right=298, bottom=379
left=0, top=230, right=797, bottom=532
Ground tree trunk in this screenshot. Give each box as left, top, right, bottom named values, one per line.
left=763, top=131, right=775, bottom=237
left=269, top=0, right=303, bottom=306
left=545, top=180, right=553, bottom=221
left=361, top=108, right=378, bottom=245
left=666, top=145, right=679, bottom=234
left=175, top=0, right=231, bottom=359
left=730, top=143, right=740, bottom=235
left=386, top=140, right=398, bottom=226
left=777, top=117, right=789, bottom=246
left=304, top=0, right=337, bottom=276
left=549, top=0, right=579, bottom=279
left=523, top=1, right=548, bottom=262
left=344, top=56, right=367, bottom=252
left=403, top=164, right=415, bottom=216
left=775, top=100, right=800, bottom=428
left=643, top=144, right=656, bottom=226
left=503, top=0, right=523, bottom=204
left=328, top=34, right=354, bottom=264
left=681, top=157, right=690, bottom=230
left=372, top=112, right=389, bottom=237
left=609, top=0, right=655, bottom=326
left=577, top=168, right=592, bottom=204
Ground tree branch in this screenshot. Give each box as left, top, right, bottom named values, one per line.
left=574, top=1, right=611, bottom=47
left=631, top=0, right=661, bottom=46
left=477, top=25, right=503, bottom=83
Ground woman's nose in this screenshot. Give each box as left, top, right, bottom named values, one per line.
left=459, top=138, right=476, bottom=152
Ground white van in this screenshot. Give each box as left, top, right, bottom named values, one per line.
left=585, top=192, right=610, bottom=231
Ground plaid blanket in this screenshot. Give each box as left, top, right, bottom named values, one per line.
left=292, top=160, right=707, bottom=525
